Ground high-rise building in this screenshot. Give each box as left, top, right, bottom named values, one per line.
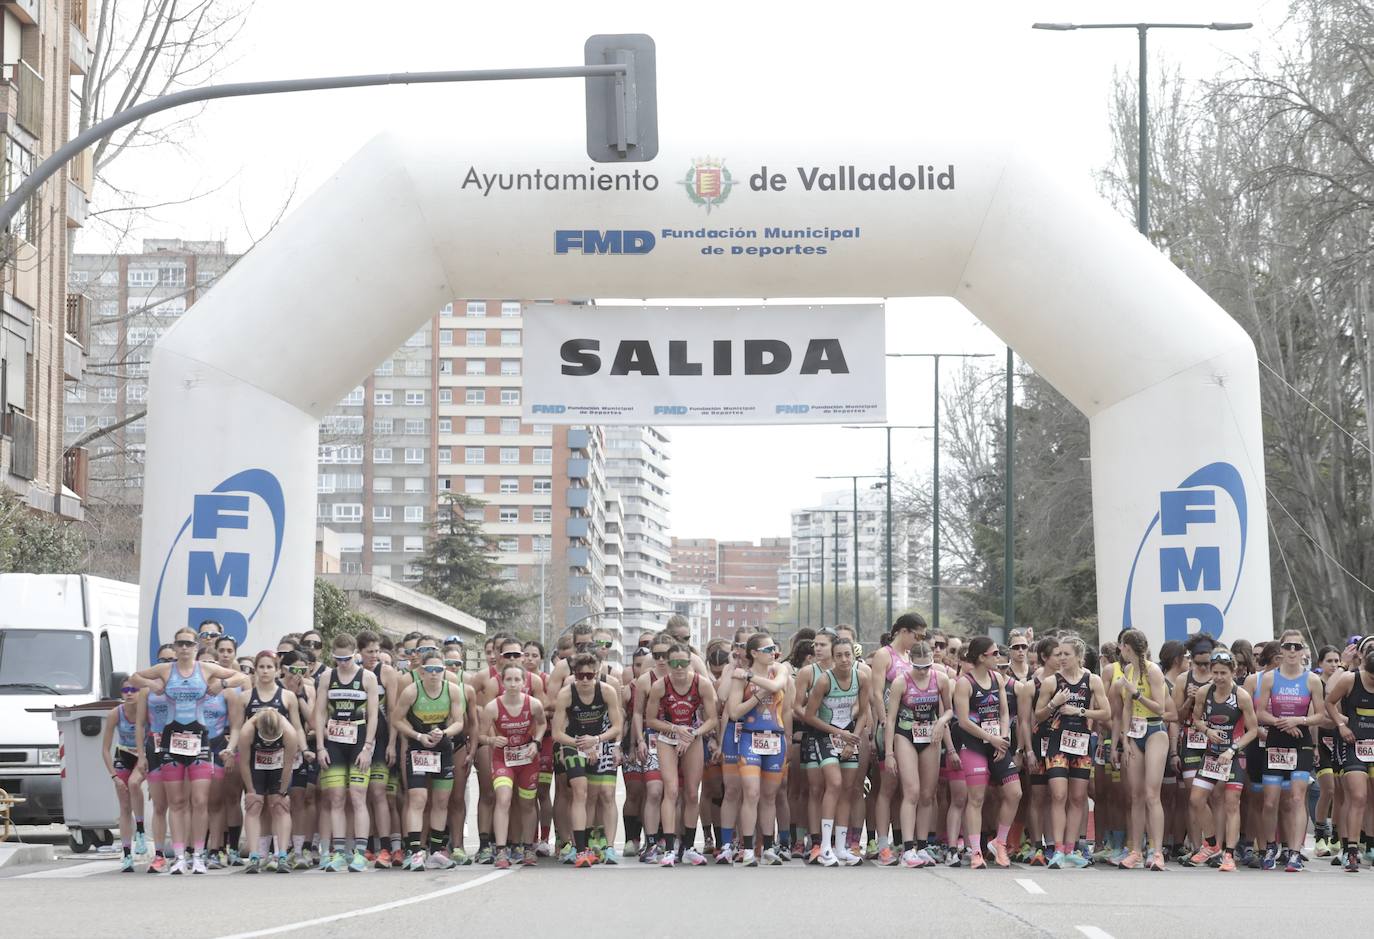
left=789, top=488, right=911, bottom=612
left=673, top=536, right=790, bottom=596
left=2, top=3, right=94, bottom=520
left=603, top=426, right=671, bottom=642
left=670, top=537, right=718, bottom=586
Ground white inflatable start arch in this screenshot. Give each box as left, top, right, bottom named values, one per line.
left=137, top=132, right=1270, bottom=663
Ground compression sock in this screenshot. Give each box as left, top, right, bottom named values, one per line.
left=742, top=835, right=755, bottom=850
left=821, top=820, right=834, bottom=852
left=479, top=832, right=492, bottom=849
left=970, top=833, right=982, bottom=855
left=721, top=826, right=735, bottom=847
left=135, top=819, right=145, bottom=834
left=390, top=834, right=403, bottom=853
left=227, top=825, right=241, bottom=851
left=624, top=814, right=642, bottom=843
left=685, top=827, right=697, bottom=851
left=407, top=832, right=422, bottom=853
left=892, top=826, right=903, bottom=846
left=777, top=829, right=790, bottom=850
left=429, top=829, right=448, bottom=852
left=331, top=837, right=346, bottom=856
left=996, top=824, right=1011, bottom=845
left=575, top=829, right=588, bottom=851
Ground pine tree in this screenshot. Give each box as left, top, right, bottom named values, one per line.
left=415, top=493, right=529, bottom=628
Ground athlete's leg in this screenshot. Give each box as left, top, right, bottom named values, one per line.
left=894, top=737, right=920, bottom=846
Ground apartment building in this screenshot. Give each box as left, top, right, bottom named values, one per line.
left=603, top=425, right=671, bottom=643
left=790, top=488, right=912, bottom=611
left=1, top=2, right=93, bottom=519
left=672, top=536, right=790, bottom=597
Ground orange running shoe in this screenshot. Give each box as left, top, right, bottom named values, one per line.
left=876, top=846, right=899, bottom=867
left=970, top=850, right=987, bottom=870
left=1218, top=850, right=1236, bottom=872
left=1147, top=851, right=1166, bottom=871
left=1118, top=850, right=1142, bottom=870
left=990, top=840, right=1011, bottom=868
left=1189, top=844, right=1220, bottom=866
left=808, top=844, right=823, bottom=865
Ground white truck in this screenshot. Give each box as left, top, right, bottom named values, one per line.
left=0, top=573, right=139, bottom=835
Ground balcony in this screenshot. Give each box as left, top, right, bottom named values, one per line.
left=566, top=487, right=589, bottom=509
left=566, top=516, right=590, bottom=539
left=567, top=458, right=589, bottom=479
left=8, top=60, right=43, bottom=137
left=567, top=546, right=591, bottom=569
left=567, top=428, right=590, bottom=451
left=69, top=0, right=91, bottom=75
left=63, top=446, right=88, bottom=503
left=2, top=410, right=36, bottom=480
left=64, top=294, right=89, bottom=381
left=1, top=1, right=39, bottom=25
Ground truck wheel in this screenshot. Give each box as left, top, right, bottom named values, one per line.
left=93, top=828, right=114, bottom=847
left=68, top=829, right=92, bottom=854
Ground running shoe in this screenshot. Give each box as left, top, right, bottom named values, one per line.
left=623, top=839, right=639, bottom=857
left=1091, top=844, right=1115, bottom=864
left=262, top=855, right=279, bottom=874
left=1065, top=850, right=1090, bottom=869
left=559, top=842, right=577, bottom=865
left=1314, top=837, right=1333, bottom=858
left=536, top=840, right=552, bottom=858
left=1260, top=844, right=1279, bottom=871
left=1364, top=846, right=1374, bottom=864
left=1047, top=851, right=1065, bottom=870
left=1118, top=850, right=1142, bottom=870
left=970, top=851, right=987, bottom=870
left=452, top=848, right=471, bottom=866
left=602, top=847, right=620, bottom=865
left=493, top=848, right=511, bottom=870
left=574, top=849, right=596, bottom=868
left=291, top=851, right=310, bottom=871
left=946, top=848, right=962, bottom=868
left=716, top=843, right=735, bottom=865
left=227, top=847, right=243, bottom=866
left=1188, top=844, right=1220, bottom=866
left=375, top=848, right=392, bottom=868
left=1028, top=847, right=1047, bottom=867
left=120, top=855, right=135, bottom=872
left=739, top=848, right=758, bottom=867
left=134, top=832, right=148, bottom=857
left=329, top=851, right=348, bottom=873
left=275, top=854, right=290, bottom=873
left=762, top=847, right=783, bottom=865
left=659, top=850, right=677, bottom=867
left=778, top=845, right=793, bottom=862
left=836, top=846, right=863, bottom=867
left=808, top=844, right=823, bottom=865
left=245, top=855, right=262, bottom=874
left=522, top=846, right=538, bottom=867
left=642, top=843, right=662, bottom=864
left=1147, top=851, right=1166, bottom=872
left=206, top=851, right=224, bottom=870
left=899, top=847, right=921, bottom=868
left=192, top=854, right=208, bottom=875
left=876, top=846, right=899, bottom=866
left=1345, top=848, right=1360, bottom=872
left=364, top=848, right=376, bottom=863
left=317, top=852, right=330, bottom=871
left=1286, top=852, right=1304, bottom=873
left=818, top=848, right=840, bottom=867
left=426, top=849, right=455, bottom=870
left=407, top=850, right=426, bottom=871
left=1241, top=844, right=1260, bottom=869
left=1218, top=850, right=1236, bottom=872
left=913, top=848, right=936, bottom=868
left=169, top=855, right=188, bottom=875
left=683, top=847, right=708, bottom=866
left=989, top=839, right=1011, bottom=869
left=475, top=845, right=494, bottom=865
left=348, top=850, right=367, bottom=872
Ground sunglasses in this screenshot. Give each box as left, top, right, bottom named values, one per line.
left=333, top=653, right=355, bottom=661
left=1281, top=642, right=1304, bottom=651
left=173, top=639, right=196, bottom=649
left=911, top=663, right=932, bottom=671
left=121, top=686, right=138, bottom=694
left=667, top=659, right=690, bottom=669
left=732, top=642, right=745, bottom=649
left=594, top=640, right=615, bottom=649
left=757, top=645, right=778, bottom=655
left=422, top=665, right=445, bottom=674
left=302, top=640, right=323, bottom=650
left=198, top=631, right=220, bottom=640
left=1010, top=644, right=1028, bottom=651
left=575, top=672, right=597, bottom=681
left=652, top=652, right=669, bottom=660
left=444, top=635, right=463, bottom=644
left=933, top=642, right=947, bottom=650
left=444, top=661, right=463, bottom=670
left=158, top=656, right=176, bottom=663
left=285, top=665, right=308, bottom=675
left=574, top=643, right=593, bottom=653
left=416, top=646, right=438, bottom=656
left=501, top=651, right=523, bottom=660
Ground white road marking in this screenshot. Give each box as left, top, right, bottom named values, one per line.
left=16, top=861, right=115, bottom=879
left=1015, top=877, right=1045, bottom=894
left=211, top=869, right=512, bottom=938
left=1076, top=927, right=1115, bottom=939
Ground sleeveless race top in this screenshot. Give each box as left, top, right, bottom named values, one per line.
left=116, top=703, right=139, bottom=751
left=569, top=680, right=611, bottom=737
left=1202, top=685, right=1243, bottom=755
left=495, top=694, right=534, bottom=747
left=164, top=662, right=208, bottom=725
left=1264, top=669, right=1312, bottom=750
left=819, top=668, right=859, bottom=730
left=658, top=674, right=703, bottom=727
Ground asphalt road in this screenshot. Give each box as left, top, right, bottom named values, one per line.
left=0, top=847, right=1360, bottom=939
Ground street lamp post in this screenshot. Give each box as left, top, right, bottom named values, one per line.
left=886, top=353, right=993, bottom=630
left=817, top=474, right=885, bottom=642
left=1032, top=21, right=1252, bottom=237
left=843, top=424, right=932, bottom=632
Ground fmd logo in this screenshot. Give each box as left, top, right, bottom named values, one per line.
left=1122, top=462, right=1247, bottom=642
left=531, top=404, right=567, bottom=414
left=149, top=469, right=285, bottom=662
left=653, top=405, right=688, bottom=415
left=776, top=404, right=811, bottom=414
left=554, top=230, right=655, bottom=255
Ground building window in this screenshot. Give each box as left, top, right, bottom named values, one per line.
left=439, top=359, right=453, bottom=375
left=466, top=301, right=487, bottom=317
left=373, top=447, right=393, bottom=463
left=465, top=388, right=485, bottom=405
left=533, top=447, right=552, bottom=465
left=533, top=478, right=552, bottom=494
left=373, top=506, right=391, bottom=521
left=499, top=447, right=519, bottom=464
left=464, top=447, right=485, bottom=464
left=404, top=359, right=426, bottom=376
left=533, top=423, right=553, bottom=434
left=317, top=502, right=330, bottom=519
left=405, top=329, right=428, bottom=347
left=158, top=264, right=186, bottom=286
left=465, top=329, right=486, bottom=345
left=373, top=477, right=393, bottom=492
left=404, top=477, right=425, bottom=493
left=533, top=535, right=551, bottom=553
left=439, top=388, right=453, bottom=404
left=65, top=385, right=86, bottom=402
left=438, top=447, right=452, bottom=464
left=405, top=506, right=424, bottom=523
left=439, top=329, right=453, bottom=345
left=342, top=386, right=365, bottom=406
left=498, top=539, right=519, bottom=553
left=318, top=474, right=337, bottom=493
left=405, top=391, right=425, bottom=406
left=375, top=359, right=394, bottom=376
left=533, top=508, right=552, bottom=523
left=499, top=566, right=518, bottom=580
left=403, top=536, right=424, bottom=553
left=373, top=418, right=393, bottom=435
left=321, top=415, right=364, bottom=435
left=374, top=390, right=393, bottom=406
left=500, top=330, right=520, bottom=346
left=499, top=506, right=519, bottom=523
left=440, top=302, right=454, bottom=315
left=465, top=359, right=486, bottom=376
left=126, top=383, right=148, bottom=403
left=404, top=419, right=424, bottom=435
left=500, top=417, right=520, bottom=435
left=501, top=301, right=521, bottom=317
left=403, top=564, right=422, bottom=581
left=438, top=417, right=452, bottom=433
left=65, top=415, right=86, bottom=433
left=333, top=503, right=362, bottom=522
left=500, top=360, right=520, bottom=376
left=404, top=448, right=424, bottom=464
left=341, top=561, right=363, bottom=574
left=128, top=268, right=156, bottom=287
left=500, top=388, right=519, bottom=405
left=465, top=506, right=485, bottom=522
left=464, top=477, right=485, bottom=494
left=97, top=388, right=118, bottom=404
left=465, top=417, right=484, bottom=434
left=499, top=477, right=519, bottom=494
left=372, top=536, right=392, bottom=552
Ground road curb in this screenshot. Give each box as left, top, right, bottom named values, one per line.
left=0, top=843, right=56, bottom=869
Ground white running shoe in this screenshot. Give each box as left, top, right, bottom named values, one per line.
left=659, top=851, right=677, bottom=867
left=683, top=847, right=708, bottom=866
left=818, top=849, right=840, bottom=868
left=900, top=848, right=921, bottom=868
left=715, top=844, right=735, bottom=865
left=761, top=847, right=783, bottom=865
left=535, top=841, right=552, bottom=857
left=835, top=846, right=864, bottom=866
left=913, top=848, right=936, bottom=868
left=170, top=856, right=189, bottom=875
left=740, top=849, right=758, bottom=867
left=192, top=853, right=208, bottom=875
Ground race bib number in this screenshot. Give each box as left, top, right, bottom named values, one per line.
left=1357, top=740, right=1374, bottom=763
left=325, top=720, right=358, bottom=744
left=1186, top=728, right=1208, bottom=750
left=911, top=722, right=934, bottom=744
left=168, top=731, right=201, bottom=757
left=1127, top=717, right=1147, bottom=740
left=1060, top=730, right=1089, bottom=756
left=410, top=749, right=440, bottom=774
left=1039, top=736, right=1048, bottom=758
left=752, top=732, right=781, bottom=755
left=980, top=719, right=1002, bottom=739
left=254, top=749, right=284, bottom=771
left=656, top=734, right=679, bottom=750
left=1267, top=748, right=1297, bottom=771
left=1200, top=754, right=1231, bottom=781
left=504, top=743, right=536, bottom=766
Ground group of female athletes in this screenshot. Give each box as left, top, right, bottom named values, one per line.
left=99, top=611, right=1374, bottom=874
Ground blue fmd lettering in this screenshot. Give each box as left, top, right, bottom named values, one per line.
left=191, top=493, right=250, bottom=539
left=1164, top=603, right=1223, bottom=642
left=186, top=551, right=250, bottom=598
left=1158, top=546, right=1221, bottom=593
left=555, top=230, right=655, bottom=255
left=1160, top=489, right=1215, bottom=535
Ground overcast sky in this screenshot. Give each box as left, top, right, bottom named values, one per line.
left=88, top=0, right=1277, bottom=542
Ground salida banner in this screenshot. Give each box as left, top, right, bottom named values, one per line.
left=523, top=303, right=886, bottom=425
